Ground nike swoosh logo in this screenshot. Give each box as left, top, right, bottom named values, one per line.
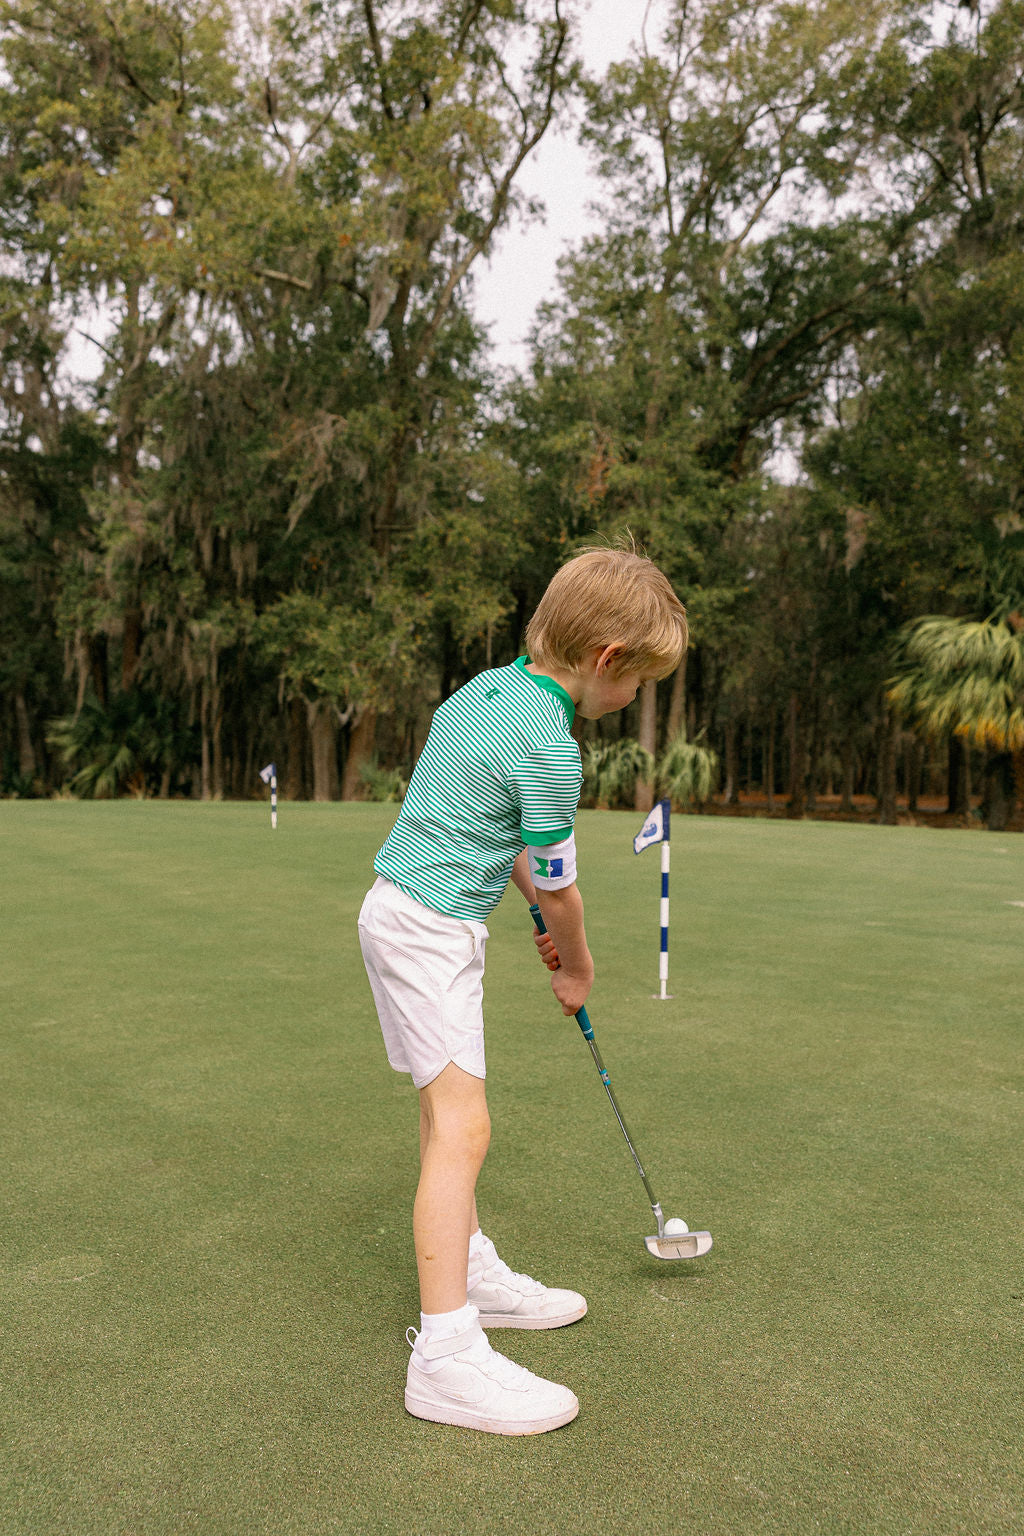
left=471, top=1284, right=524, bottom=1309
left=416, top=1375, right=488, bottom=1406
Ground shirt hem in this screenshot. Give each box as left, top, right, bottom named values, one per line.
left=521, top=825, right=573, bottom=846
left=373, top=864, right=501, bottom=925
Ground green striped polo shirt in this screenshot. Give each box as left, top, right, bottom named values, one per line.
left=374, top=656, right=583, bottom=921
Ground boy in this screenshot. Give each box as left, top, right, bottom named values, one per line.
left=358, top=547, right=687, bottom=1435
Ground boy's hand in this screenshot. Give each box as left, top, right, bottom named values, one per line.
left=550, top=961, right=594, bottom=1017
left=531, top=883, right=593, bottom=1015
left=533, top=930, right=560, bottom=971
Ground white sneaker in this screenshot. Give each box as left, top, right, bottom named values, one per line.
left=405, top=1312, right=579, bottom=1435
left=467, top=1237, right=587, bottom=1330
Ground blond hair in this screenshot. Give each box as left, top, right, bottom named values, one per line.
left=525, top=547, right=687, bottom=681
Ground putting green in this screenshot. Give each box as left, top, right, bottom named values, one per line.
left=2, top=802, right=1022, bottom=1534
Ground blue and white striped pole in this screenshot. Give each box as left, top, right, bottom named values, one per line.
left=658, top=818, right=671, bottom=999
left=633, top=798, right=672, bottom=999
left=259, top=762, right=278, bottom=829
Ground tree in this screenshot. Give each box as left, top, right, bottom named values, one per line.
left=0, top=0, right=576, bottom=796
left=510, top=0, right=925, bottom=786
left=888, top=612, right=1024, bottom=827
left=796, top=0, right=1024, bottom=818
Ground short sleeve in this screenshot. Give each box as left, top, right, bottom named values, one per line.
left=508, top=740, right=583, bottom=846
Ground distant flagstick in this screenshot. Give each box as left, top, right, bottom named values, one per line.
left=633, top=798, right=672, bottom=999
left=259, top=763, right=278, bottom=829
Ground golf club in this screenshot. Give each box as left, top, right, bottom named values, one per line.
left=530, top=904, right=712, bottom=1262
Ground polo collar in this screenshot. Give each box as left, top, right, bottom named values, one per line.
left=513, top=655, right=576, bottom=726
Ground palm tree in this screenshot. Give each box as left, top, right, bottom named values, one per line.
left=887, top=614, right=1024, bottom=830
left=580, top=733, right=719, bottom=812
left=658, top=731, right=719, bottom=810
left=47, top=690, right=196, bottom=799
left=581, top=739, right=655, bottom=810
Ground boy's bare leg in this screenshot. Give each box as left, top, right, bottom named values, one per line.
left=416, top=1064, right=491, bottom=1315
left=418, top=1118, right=481, bottom=1241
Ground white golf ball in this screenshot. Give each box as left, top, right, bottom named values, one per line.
left=664, top=1217, right=689, bottom=1235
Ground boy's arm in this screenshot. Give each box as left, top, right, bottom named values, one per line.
left=511, top=849, right=561, bottom=970
left=510, top=848, right=537, bottom=904
left=534, top=883, right=593, bottom=1017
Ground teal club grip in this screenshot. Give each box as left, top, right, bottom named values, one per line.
left=529, top=903, right=595, bottom=1042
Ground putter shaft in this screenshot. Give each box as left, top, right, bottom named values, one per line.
left=531, top=905, right=712, bottom=1261
left=530, top=904, right=662, bottom=1227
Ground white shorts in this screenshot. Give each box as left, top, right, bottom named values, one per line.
left=357, top=877, right=489, bottom=1089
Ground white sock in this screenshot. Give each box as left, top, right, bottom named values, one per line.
left=468, top=1228, right=487, bottom=1259
left=467, top=1229, right=498, bottom=1288
left=419, top=1302, right=477, bottom=1342
left=416, top=1303, right=480, bottom=1372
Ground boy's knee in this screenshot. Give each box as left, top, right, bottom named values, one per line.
left=420, top=1066, right=491, bottom=1163
left=469, top=1108, right=492, bottom=1158
left=456, top=1106, right=492, bottom=1161
left=433, top=1103, right=491, bottom=1164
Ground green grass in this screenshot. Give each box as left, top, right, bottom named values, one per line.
left=2, top=802, right=1022, bottom=1535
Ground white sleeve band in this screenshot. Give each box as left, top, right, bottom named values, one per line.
left=526, top=833, right=577, bottom=890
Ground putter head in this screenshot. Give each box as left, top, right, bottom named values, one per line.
left=644, top=1230, right=713, bottom=1260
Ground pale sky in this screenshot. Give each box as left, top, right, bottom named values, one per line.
left=472, top=0, right=665, bottom=370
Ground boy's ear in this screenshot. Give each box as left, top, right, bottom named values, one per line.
left=594, top=643, right=626, bottom=675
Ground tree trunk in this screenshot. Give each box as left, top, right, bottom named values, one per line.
left=311, top=704, right=340, bottom=802
left=211, top=684, right=225, bottom=800
left=122, top=609, right=141, bottom=692
left=74, top=635, right=90, bottom=713
left=963, top=743, right=973, bottom=817
left=805, top=685, right=820, bottom=812
left=906, top=736, right=922, bottom=814
left=340, top=707, right=376, bottom=801
left=200, top=643, right=224, bottom=801
left=14, top=691, right=36, bottom=779
left=947, top=736, right=970, bottom=816
left=723, top=718, right=739, bottom=805
left=440, top=622, right=460, bottom=700
left=200, top=681, right=212, bottom=801
left=240, top=729, right=256, bottom=799
left=806, top=730, right=819, bottom=812
left=1013, top=750, right=1024, bottom=825
left=786, top=694, right=806, bottom=817
left=666, top=655, right=687, bottom=742
left=91, top=636, right=108, bottom=706
left=766, top=715, right=776, bottom=811
left=876, top=709, right=898, bottom=825
left=286, top=698, right=306, bottom=800
left=839, top=736, right=855, bottom=813
left=634, top=681, right=657, bottom=814
left=984, top=752, right=1012, bottom=831
left=686, top=647, right=700, bottom=741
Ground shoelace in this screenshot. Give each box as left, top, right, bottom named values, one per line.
left=480, top=1255, right=544, bottom=1296
left=461, top=1336, right=533, bottom=1388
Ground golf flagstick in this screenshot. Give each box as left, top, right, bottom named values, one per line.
left=258, top=763, right=278, bottom=829
left=632, top=798, right=672, bottom=998
left=530, top=904, right=711, bottom=1262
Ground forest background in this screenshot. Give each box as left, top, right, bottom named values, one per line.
left=3, top=0, right=1024, bottom=827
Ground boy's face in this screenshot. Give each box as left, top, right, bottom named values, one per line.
left=574, top=646, right=654, bottom=719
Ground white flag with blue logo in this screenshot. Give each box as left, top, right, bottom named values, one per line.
left=258, top=763, right=276, bottom=784
left=633, top=800, right=667, bottom=854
